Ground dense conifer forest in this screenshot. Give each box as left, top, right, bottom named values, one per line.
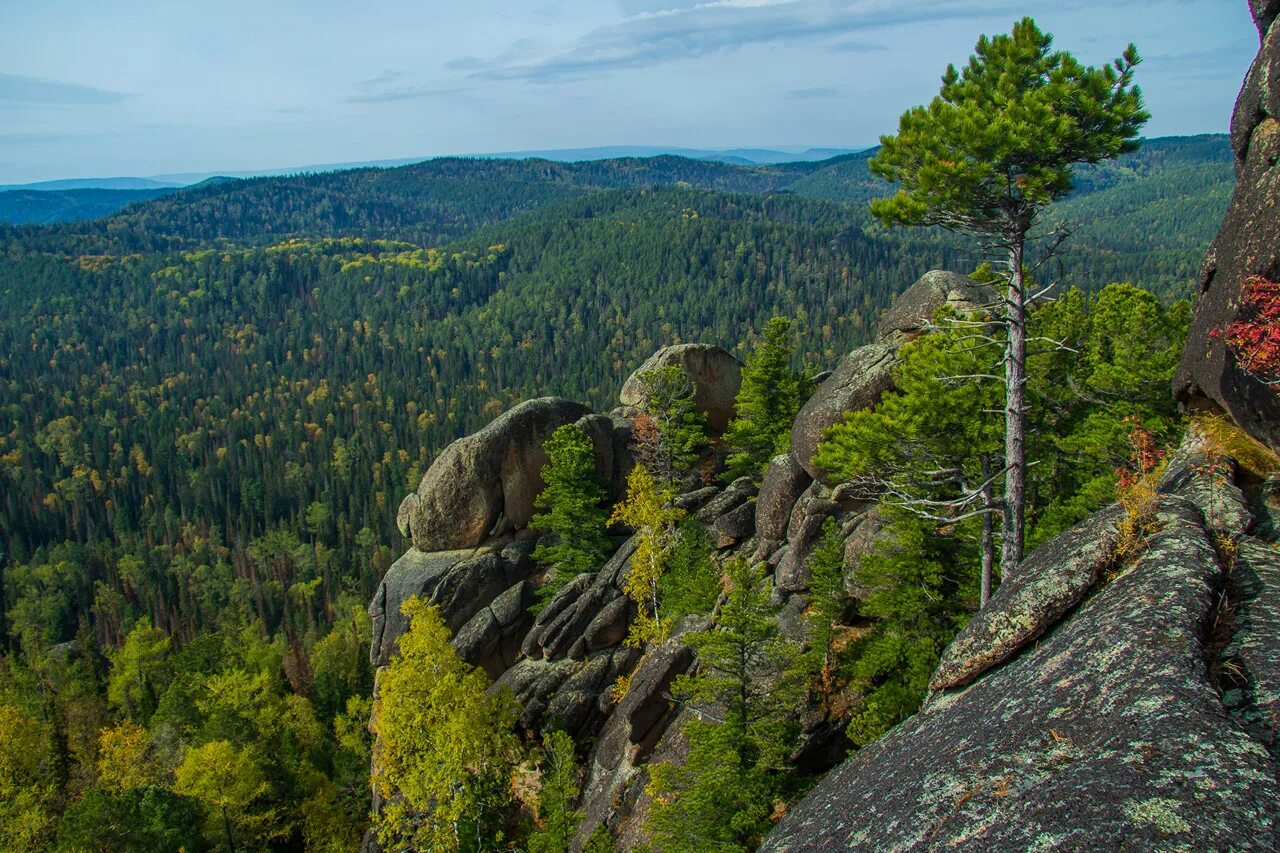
left=0, top=134, right=1235, bottom=848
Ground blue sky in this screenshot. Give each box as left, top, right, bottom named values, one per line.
left=0, top=0, right=1258, bottom=183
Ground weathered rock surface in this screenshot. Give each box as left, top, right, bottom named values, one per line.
left=575, top=632, right=701, bottom=846
left=402, top=397, right=593, bottom=551
left=1175, top=13, right=1280, bottom=452
left=875, top=269, right=995, bottom=341
left=766, top=497, right=1280, bottom=851
left=619, top=343, right=743, bottom=433
left=789, top=338, right=898, bottom=480
left=776, top=482, right=842, bottom=593
left=929, top=505, right=1123, bottom=693
left=790, top=269, right=991, bottom=480
left=756, top=453, right=813, bottom=541
left=369, top=542, right=537, bottom=667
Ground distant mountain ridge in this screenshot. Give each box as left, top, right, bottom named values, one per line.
left=0, top=135, right=1232, bottom=240
left=0, top=145, right=868, bottom=194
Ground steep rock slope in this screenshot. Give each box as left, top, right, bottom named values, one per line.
left=363, top=269, right=963, bottom=846
left=764, top=445, right=1279, bottom=850
left=1176, top=4, right=1280, bottom=451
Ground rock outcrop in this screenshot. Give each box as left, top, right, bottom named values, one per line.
left=366, top=272, right=1027, bottom=849
left=1175, top=6, right=1280, bottom=452
left=790, top=269, right=994, bottom=479
left=398, top=397, right=593, bottom=551
left=619, top=343, right=742, bottom=432
left=765, top=9, right=1280, bottom=847
left=765, top=446, right=1280, bottom=850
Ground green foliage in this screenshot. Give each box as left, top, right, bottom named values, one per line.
left=173, top=738, right=285, bottom=850
left=528, top=729, right=585, bottom=853
left=532, top=424, right=614, bottom=604
left=844, top=512, right=975, bottom=747
left=583, top=824, right=618, bottom=853
left=0, top=702, right=59, bottom=848
left=657, top=520, right=723, bottom=623
left=648, top=556, right=804, bottom=851
left=1025, top=283, right=1189, bottom=544
left=635, top=366, right=710, bottom=484
left=373, top=597, right=522, bottom=851
left=816, top=309, right=1005, bottom=509
left=868, top=17, right=1149, bottom=237
left=56, top=785, right=206, bottom=852
left=107, top=621, right=172, bottom=722
left=805, top=518, right=851, bottom=693
left=610, top=465, right=687, bottom=650
left=723, top=317, right=814, bottom=481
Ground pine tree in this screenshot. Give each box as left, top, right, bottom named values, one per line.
left=723, top=317, right=813, bottom=481
left=531, top=424, right=613, bottom=605
left=816, top=316, right=1004, bottom=603
left=647, top=556, right=804, bottom=851
left=869, top=17, right=1149, bottom=575
left=805, top=518, right=850, bottom=698
left=634, top=366, right=709, bottom=485
left=843, top=512, right=975, bottom=748
left=527, top=729, right=585, bottom=853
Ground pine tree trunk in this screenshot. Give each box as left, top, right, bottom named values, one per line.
left=980, top=459, right=995, bottom=607
left=1001, top=238, right=1028, bottom=577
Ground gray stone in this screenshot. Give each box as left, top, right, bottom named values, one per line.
left=490, top=581, right=533, bottom=631
left=694, top=476, right=757, bottom=523
left=619, top=343, right=743, bottom=433
left=368, top=547, right=478, bottom=666
left=1158, top=438, right=1254, bottom=537
left=430, top=552, right=509, bottom=633
left=790, top=338, right=898, bottom=480
left=1223, top=536, right=1280, bottom=756
left=404, top=397, right=593, bottom=551
left=585, top=595, right=633, bottom=652
left=875, top=269, right=996, bottom=341
left=712, top=500, right=757, bottom=548
left=756, top=453, right=812, bottom=541
left=776, top=483, right=842, bottom=594
left=930, top=504, right=1124, bottom=693
left=766, top=500, right=1279, bottom=851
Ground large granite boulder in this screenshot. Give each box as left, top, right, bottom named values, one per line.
left=619, top=343, right=742, bottom=433
left=1175, top=11, right=1280, bottom=452
left=756, top=453, right=813, bottom=542
left=765, top=496, right=1280, bottom=851
left=790, top=338, right=898, bottom=480
left=399, top=397, right=592, bottom=551
left=875, top=269, right=995, bottom=341
left=368, top=542, right=537, bottom=668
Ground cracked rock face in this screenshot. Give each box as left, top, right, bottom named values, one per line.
left=1175, top=10, right=1280, bottom=452
left=765, top=493, right=1280, bottom=851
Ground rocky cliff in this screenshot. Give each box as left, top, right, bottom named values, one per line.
left=365, top=8, right=1280, bottom=847
left=1175, top=1, right=1280, bottom=452
left=363, top=269, right=987, bottom=847
left=766, top=4, right=1280, bottom=849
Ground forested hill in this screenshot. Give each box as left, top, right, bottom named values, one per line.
left=0, top=134, right=1231, bottom=249
left=0, top=132, right=1238, bottom=848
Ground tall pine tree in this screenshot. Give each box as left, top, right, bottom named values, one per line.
left=531, top=424, right=613, bottom=605
left=868, top=17, right=1149, bottom=575
left=722, top=317, right=813, bottom=481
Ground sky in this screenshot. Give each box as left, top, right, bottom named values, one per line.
left=0, top=0, right=1259, bottom=184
